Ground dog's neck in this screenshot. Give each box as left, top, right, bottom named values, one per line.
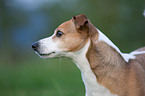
left=86, top=39, right=128, bottom=94
left=68, top=39, right=119, bottom=96
left=70, top=39, right=113, bottom=96
left=87, top=36, right=127, bottom=80
left=69, top=39, right=91, bottom=73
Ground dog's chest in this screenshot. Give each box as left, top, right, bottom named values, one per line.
left=81, top=69, right=117, bottom=96
left=72, top=54, right=117, bottom=96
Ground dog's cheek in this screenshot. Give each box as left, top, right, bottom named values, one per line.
left=56, top=41, right=69, bottom=52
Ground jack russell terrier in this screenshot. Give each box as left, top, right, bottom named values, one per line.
left=32, top=14, right=145, bottom=96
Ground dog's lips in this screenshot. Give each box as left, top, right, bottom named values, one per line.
left=39, top=52, right=56, bottom=56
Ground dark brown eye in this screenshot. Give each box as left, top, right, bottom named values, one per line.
left=56, top=31, right=63, bottom=37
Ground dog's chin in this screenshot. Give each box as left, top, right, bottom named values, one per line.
left=39, top=54, right=57, bottom=58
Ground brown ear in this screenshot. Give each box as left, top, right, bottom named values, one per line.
left=72, top=14, right=89, bottom=31
left=72, top=14, right=98, bottom=45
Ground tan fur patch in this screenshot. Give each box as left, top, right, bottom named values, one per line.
left=52, top=20, right=89, bottom=52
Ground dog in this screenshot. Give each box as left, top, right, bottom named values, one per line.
left=32, top=14, right=145, bottom=96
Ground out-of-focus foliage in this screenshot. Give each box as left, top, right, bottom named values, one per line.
left=0, top=0, right=145, bottom=96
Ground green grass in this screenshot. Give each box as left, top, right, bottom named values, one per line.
left=0, top=56, right=85, bottom=96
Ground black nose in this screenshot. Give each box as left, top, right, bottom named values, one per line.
left=32, top=42, right=39, bottom=51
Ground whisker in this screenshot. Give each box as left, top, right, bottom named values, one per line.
left=59, top=56, right=62, bottom=73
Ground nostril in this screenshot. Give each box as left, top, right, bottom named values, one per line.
left=32, top=42, right=39, bottom=51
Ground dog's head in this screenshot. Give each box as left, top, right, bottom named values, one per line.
left=32, top=14, right=98, bottom=58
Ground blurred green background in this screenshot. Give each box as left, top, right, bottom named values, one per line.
left=0, top=0, right=145, bottom=96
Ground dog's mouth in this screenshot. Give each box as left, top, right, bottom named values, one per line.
left=39, top=52, right=56, bottom=56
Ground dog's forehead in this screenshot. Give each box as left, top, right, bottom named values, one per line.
left=57, top=20, right=76, bottom=32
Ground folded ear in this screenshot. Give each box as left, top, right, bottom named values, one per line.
left=72, top=14, right=99, bottom=45
left=72, top=14, right=89, bottom=31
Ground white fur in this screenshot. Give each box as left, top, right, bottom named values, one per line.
left=68, top=39, right=117, bottom=96
left=130, top=51, right=145, bottom=55
left=38, top=35, right=60, bottom=58
left=97, top=29, right=135, bottom=62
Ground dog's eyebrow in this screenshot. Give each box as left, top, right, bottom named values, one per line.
left=57, top=30, right=62, bottom=32
left=56, top=28, right=64, bottom=32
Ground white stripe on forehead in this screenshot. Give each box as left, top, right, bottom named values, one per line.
left=97, top=28, right=135, bottom=62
